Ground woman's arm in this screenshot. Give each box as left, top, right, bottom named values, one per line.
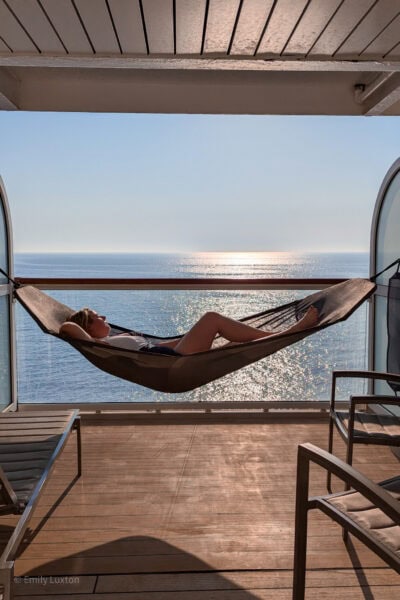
left=59, top=321, right=93, bottom=341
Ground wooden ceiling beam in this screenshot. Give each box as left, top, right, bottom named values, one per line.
left=0, top=68, right=19, bottom=110
left=355, top=72, right=400, bottom=115
left=0, top=55, right=400, bottom=73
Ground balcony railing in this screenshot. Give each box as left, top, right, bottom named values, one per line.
left=14, top=277, right=369, bottom=412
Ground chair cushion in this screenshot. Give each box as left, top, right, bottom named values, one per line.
left=336, top=410, right=400, bottom=441
left=327, top=477, right=400, bottom=555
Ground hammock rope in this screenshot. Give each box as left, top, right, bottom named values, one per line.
left=12, top=278, right=376, bottom=393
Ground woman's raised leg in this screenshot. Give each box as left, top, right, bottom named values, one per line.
left=170, top=307, right=318, bottom=355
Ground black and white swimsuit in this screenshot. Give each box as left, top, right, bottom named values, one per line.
left=102, top=334, right=180, bottom=356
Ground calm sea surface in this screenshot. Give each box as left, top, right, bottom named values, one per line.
left=15, top=252, right=369, bottom=404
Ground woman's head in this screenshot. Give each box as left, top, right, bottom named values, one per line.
left=68, top=308, right=110, bottom=338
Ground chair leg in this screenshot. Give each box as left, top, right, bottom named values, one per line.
left=0, top=563, right=14, bottom=600
left=292, top=509, right=308, bottom=600
left=345, top=436, right=354, bottom=488
left=74, top=417, right=82, bottom=477
left=327, top=417, right=334, bottom=493
left=292, top=449, right=310, bottom=600
left=342, top=436, right=354, bottom=542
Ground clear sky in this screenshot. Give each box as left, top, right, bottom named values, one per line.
left=0, top=111, right=399, bottom=253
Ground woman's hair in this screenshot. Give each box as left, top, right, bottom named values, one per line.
left=68, top=308, right=92, bottom=331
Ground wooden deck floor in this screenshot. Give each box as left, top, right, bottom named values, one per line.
left=2, top=413, right=400, bottom=599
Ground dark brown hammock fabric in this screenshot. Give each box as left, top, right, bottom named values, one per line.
left=15, top=279, right=375, bottom=393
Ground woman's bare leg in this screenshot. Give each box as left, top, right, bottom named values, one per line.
left=168, top=307, right=318, bottom=355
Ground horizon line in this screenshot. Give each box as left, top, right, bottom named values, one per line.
left=14, top=249, right=370, bottom=255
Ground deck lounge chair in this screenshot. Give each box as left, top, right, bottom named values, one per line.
left=0, top=410, right=81, bottom=600
left=292, top=443, right=400, bottom=600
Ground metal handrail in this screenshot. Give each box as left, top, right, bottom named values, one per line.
left=15, top=276, right=345, bottom=290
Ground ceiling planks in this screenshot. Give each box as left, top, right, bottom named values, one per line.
left=0, top=38, right=11, bottom=53
left=361, top=13, right=400, bottom=58
left=336, top=0, right=400, bottom=58
left=6, top=0, right=65, bottom=53
left=0, top=0, right=38, bottom=52
left=74, top=0, right=120, bottom=54
left=108, top=0, right=147, bottom=54
left=309, top=0, right=377, bottom=57
left=230, top=0, right=274, bottom=56
left=283, top=0, right=343, bottom=57
left=203, top=0, right=241, bottom=54
left=40, top=0, right=92, bottom=55
left=257, top=0, right=309, bottom=56
left=141, top=0, right=174, bottom=54
left=175, top=0, right=207, bottom=55
left=386, top=42, right=400, bottom=59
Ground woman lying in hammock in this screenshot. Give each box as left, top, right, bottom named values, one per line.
left=59, top=306, right=319, bottom=356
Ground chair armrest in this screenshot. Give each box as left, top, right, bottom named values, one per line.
left=298, top=443, right=400, bottom=523
left=333, top=370, right=400, bottom=383
left=350, top=395, right=400, bottom=408
left=330, top=371, right=400, bottom=411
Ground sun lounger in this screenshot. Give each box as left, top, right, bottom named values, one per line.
left=0, top=410, right=81, bottom=600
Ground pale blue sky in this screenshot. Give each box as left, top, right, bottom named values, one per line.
left=0, top=112, right=399, bottom=253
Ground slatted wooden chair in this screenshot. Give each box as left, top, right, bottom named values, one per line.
left=327, top=370, right=400, bottom=492
left=292, top=443, right=400, bottom=600
left=0, top=410, right=81, bottom=600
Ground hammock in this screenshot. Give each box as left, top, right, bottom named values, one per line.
left=14, top=278, right=375, bottom=393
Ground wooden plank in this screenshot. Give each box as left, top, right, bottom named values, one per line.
left=6, top=0, right=65, bottom=53
left=336, top=0, right=400, bottom=58
left=34, top=0, right=92, bottom=54
left=14, top=548, right=395, bottom=576
left=203, top=0, right=241, bottom=54
left=0, top=411, right=74, bottom=418
left=0, top=442, right=58, bottom=453
left=175, top=0, right=207, bottom=55
left=74, top=0, right=120, bottom=53
left=0, top=414, right=72, bottom=422
left=284, top=0, right=343, bottom=56
left=0, top=437, right=61, bottom=444
left=96, top=569, right=400, bottom=593
left=11, top=588, right=400, bottom=600
left=0, top=0, right=37, bottom=52
left=0, top=37, right=11, bottom=52
left=18, top=531, right=400, bottom=561
left=142, top=0, right=174, bottom=54
left=0, top=423, right=68, bottom=433
left=108, top=0, right=147, bottom=54
left=257, top=0, right=309, bottom=56
left=386, top=42, right=400, bottom=59
left=230, top=0, right=274, bottom=56
left=361, top=13, right=400, bottom=58
left=2, top=459, right=49, bottom=472
left=309, top=0, right=376, bottom=57
left=0, top=451, right=58, bottom=462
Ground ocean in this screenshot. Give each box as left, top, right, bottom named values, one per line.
left=14, top=252, right=370, bottom=404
